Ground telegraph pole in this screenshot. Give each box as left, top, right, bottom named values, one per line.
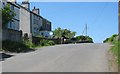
left=118, top=0, right=120, bottom=41
left=85, top=24, right=87, bottom=37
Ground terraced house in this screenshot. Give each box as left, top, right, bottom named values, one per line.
left=3, top=0, right=20, bottom=31
left=2, top=0, right=52, bottom=42
left=2, top=0, right=22, bottom=42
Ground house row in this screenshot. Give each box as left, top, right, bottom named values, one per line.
left=2, top=0, right=52, bottom=39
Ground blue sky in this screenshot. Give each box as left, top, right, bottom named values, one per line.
left=30, top=2, right=118, bottom=43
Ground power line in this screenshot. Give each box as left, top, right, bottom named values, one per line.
left=91, top=2, right=108, bottom=25
left=81, top=3, right=108, bottom=36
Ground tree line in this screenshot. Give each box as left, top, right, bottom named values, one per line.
left=52, top=27, right=93, bottom=43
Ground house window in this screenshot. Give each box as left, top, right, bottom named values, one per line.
left=3, top=2, right=4, bottom=5
left=10, top=22, right=12, bottom=28
left=11, top=5, right=14, bottom=10
left=41, top=33, right=44, bottom=36
left=34, top=19, right=36, bottom=24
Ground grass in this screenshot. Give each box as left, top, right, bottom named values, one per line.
left=110, top=41, right=120, bottom=64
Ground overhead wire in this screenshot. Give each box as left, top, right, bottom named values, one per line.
left=81, top=3, right=108, bottom=36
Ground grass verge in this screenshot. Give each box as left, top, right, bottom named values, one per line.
left=110, top=41, right=120, bottom=65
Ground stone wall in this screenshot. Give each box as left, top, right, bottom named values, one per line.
left=2, top=29, right=22, bottom=42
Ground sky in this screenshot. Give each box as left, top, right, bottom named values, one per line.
left=30, top=2, right=118, bottom=43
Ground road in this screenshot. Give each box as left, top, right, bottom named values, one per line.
left=2, top=43, right=113, bottom=72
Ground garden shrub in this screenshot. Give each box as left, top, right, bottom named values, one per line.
left=40, top=39, right=55, bottom=46
left=47, top=40, right=55, bottom=45
left=2, top=40, right=29, bottom=53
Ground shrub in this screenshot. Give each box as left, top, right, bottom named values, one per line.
left=103, top=38, right=109, bottom=43
left=47, top=40, right=55, bottom=45
left=104, top=34, right=118, bottom=43
left=76, top=35, right=93, bottom=43
left=2, top=40, right=29, bottom=53
left=22, top=33, right=36, bottom=48
left=23, top=40, right=36, bottom=48
left=40, top=39, right=55, bottom=46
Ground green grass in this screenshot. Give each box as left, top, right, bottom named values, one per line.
left=110, top=41, right=120, bottom=64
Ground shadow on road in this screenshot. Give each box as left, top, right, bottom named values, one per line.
left=0, top=53, right=14, bottom=61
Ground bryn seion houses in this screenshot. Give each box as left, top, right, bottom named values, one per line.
left=2, top=0, right=52, bottom=40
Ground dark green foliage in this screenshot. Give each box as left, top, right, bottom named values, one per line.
left=53, top=27, right=76, bottom=39
left=2, top=40, right=31, bottom=53
left=23, top=40, right=36, bottom=48
left=40, top=39, right=55, bottom=46
left=1, top=4, right=16, bottom=28
left=76, top=35, right=93, bottom=42
left=47, top=40, right=55, bottom=45
left=103, top=38, right=110, bottom=43
left=103, top=34, right=118, bottom=43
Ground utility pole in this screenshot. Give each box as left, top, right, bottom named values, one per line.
left=85, top=24, right=87, bottom=37
left=118, top=0, right=120, bottom=41
left=82, top=24, right=88, bottom=36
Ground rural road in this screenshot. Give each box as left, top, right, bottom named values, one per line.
left=2, top=43, right=113, bottom=72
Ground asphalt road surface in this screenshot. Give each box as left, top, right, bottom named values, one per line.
left=2, top=43, right=113, bottom=72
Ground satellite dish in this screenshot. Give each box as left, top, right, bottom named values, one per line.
left=49, top=32, right=53, bottom=36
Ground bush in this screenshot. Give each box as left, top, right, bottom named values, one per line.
left=76, top=35, right=93, bottom=43
left=23, top=33, right=36, bottom=48
left=104, top=34, right=118, bottom=43
left=23, top=40, right=36, bottom=48
left=40, top=39, right=55, bottom=46
left=47, top=40, right=55, bottom=45
left=103, top=38, right=109, bottom=43
left=2, top=40, right=29, bottom=53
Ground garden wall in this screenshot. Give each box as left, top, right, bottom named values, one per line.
left=2, top=29, right=22, bottom=42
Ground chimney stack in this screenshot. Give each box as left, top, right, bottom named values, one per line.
left=7, top=0, right=16, bottom=3
left=32, top=6, right=40, bottom=15
left=21, top=0, right=30, bottom=10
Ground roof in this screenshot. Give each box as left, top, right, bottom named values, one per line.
left=7, top=2, right=20, bottom=8
left=8, top=1, right=51, bottom=24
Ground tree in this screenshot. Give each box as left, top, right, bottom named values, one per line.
left=1, top=4, right=16, bottom=28
left=63, top=29, right=76, bottom=39
left=76, top=35, right=93, bottom=42
left=53, top=27, right=63, bottom=39
left=53, top=27, right=76, bottom=39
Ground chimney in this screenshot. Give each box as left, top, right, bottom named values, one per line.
left=7, top=0, right=16, bottom=3
left=21, top=0, right=30, bottom=10
left=32, top=6, right=40, bottom=15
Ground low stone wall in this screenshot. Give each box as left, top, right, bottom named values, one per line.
left=2, top=29, right=22, bottom=42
